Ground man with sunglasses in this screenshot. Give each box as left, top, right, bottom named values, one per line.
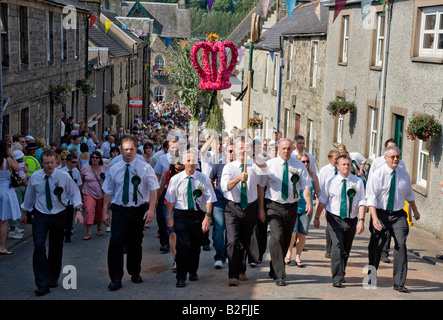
left=366, top=146, right=421, bottom=293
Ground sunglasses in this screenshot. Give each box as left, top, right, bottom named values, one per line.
left=91, top=156, right=100, bottom=159
left=61, top=158, right=67, bottom=161
left=388, top=155, right=401, bottom=160
left=227, top=150, right=234, bottom=153
left=301, top=160, right=310, bottom=164
left=70, top=161, right=78, bottom=164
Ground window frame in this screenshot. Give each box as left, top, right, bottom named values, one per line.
left=418, top=6, right=443, bottom=58
left=310, top=40, right=319, bottom=87
left=338, top=14, right=350, bottom=65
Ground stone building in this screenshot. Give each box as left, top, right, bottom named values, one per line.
left=1, top=0, right=89, bottom=145
left=321, top=0, right=443, bottom=237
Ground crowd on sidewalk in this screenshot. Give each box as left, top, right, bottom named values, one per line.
left=0, top=99, right=441, bottom=297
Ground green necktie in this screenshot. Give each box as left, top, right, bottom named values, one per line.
left=386, top=170, right=396, bottom=211
left=340, top=178, right=347, bottom=219
left=334, top=167, right=338, bottom=175
left=68, top=170, right=73, bottom=179
left=45, top=175, right=53, bottom=211
left=122, top=164, right=130, bottom=205
left=282, top=161, right=288, bottom=200
left=240, top=163, right=248, bottom=210
left=187, top=176, right=194, bottom=211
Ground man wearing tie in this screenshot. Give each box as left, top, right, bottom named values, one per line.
left=60, top=153, right=82, bottom=243
left=166, top=149, right=216, bottom=288
left=258, top=138, right=312, bottom=286
left=20, top=150, right=84, bottom=296
left=314, top=154, right=366, bottom=288
left=221, top=138, right=267, bottom=286
left=366, top=146, right=420, bottom=293
left=102, top=137, right=159, bottom=291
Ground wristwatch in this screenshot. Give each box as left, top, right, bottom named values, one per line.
left=76, top=207, right=84, bottom=213
left=205, top=212, right=212, bottom=218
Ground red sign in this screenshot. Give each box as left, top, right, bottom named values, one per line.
left=129, top=98, right=142, bottom=108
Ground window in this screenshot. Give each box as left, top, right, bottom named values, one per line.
left=153, top=86, right=165, bottom=101
left=339, top=15, right=350, bottom=64
left=337, top=115, right=343, bottom=144
left=310, top=41, right=319, bottom=87
left=419, top=7, right=443, bottom=58
left=368, top=106, right=378, bottom=159
left=264, top=54, right=270, bottom=88
left=374, top=12, right=385, bottom=67
left=154, top=55, right=164, bottom=71
left=294, top=113, right=301, bottom=135
left=306, top=119, right=313, bottom=153
left=287, top=41, right=294, bottom=81
left=284, top=108, right=289, bottom=138
left=416, top=139, right=429, bottom=187
left=74, top=14, right=79, bottom=60
left=19, top=6, right=28, bottom=65
left=2, top=114, right=9, bottom=137
left=1, top=3, right=9, bottom=68
left=273, top=53, right=279, bottom=91
left=61, top=14, right=67, bottom=60
left=20, top=108, right=29, bottom=135
left=46, top=11, right=53, bottom=63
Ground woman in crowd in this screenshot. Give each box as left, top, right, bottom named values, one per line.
left=143, top=141, right=154, bottom=166
left=80, top=151, right=107, bottom=240
left=78, top=143, right=90, bottom=169
left=285, top=152, right=321, bottom=267
left=105, top=146, right=120, bottom=166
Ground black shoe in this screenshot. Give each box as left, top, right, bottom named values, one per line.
left=35, top=287, right=50, bottom=296
left=131, top=274, right=143, bottom=283
left=203, top=244, right=210, bottom=251
left=65, top=238, right=71, bottom=243
left=325, top=252, right=331, bottom=258
left=275, top=278, right=286, bottom=286
left=332, top=281, right=343, bottom=288
left=189, top=274, right=198, bottom=281
left=436, top=254, right=443, bottom=260
left=382, top=258, right=391, bottom=263
left=176, top=279, right=186, bottom=287
left=108, top=280, right=122, bottom=291
left=393, top=285, right=408, bottom=293
left=48, top=281, right=58, bottom=288
left=160, top=244, right=170, bottom=253
left=268, top=271, right=277, bottom=280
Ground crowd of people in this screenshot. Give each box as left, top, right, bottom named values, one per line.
left=0, top=99, right=433, bottom=297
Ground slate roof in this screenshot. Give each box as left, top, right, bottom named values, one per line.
left=123, top=1, right=191, bottom=39
left=255, top=2, right=328, bottom=51
left=46, top=0, right=90, bottom=12
left=100, top=8, right=144, bottom=43
left=88, top=23, right=133, bottom=58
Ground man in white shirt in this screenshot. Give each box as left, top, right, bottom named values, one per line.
left=258, top=138, right=311, bottom=286
left=100, top=135, right=115, bottom=159
left=221, top=139, right=266, bottom=286
left=166, top=149, right=217, bottom=288
left=366, top=146, right=420, bottom=293
left=292, top=135, right=318, bottom=174
left=314, top=154, right=366, bottom=288
left=21, top=150, right=84, bottom=296
left=102, top=137, right=159, bottom=291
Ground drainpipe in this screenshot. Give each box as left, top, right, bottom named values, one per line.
left=276, top=36, right=283, bottom=132
left=377, top=1, right=392, bottom=156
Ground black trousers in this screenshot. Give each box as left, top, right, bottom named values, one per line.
left=326, top=212, right=357, bottom=282
left=265, top=200, right=298, bottom=279
left=156, top=189, right=169, bottom=247
left=32, top=209, right=67, bottom=290
left=174, top=209, right=205, bottom=281
left=64, top=204, right=74, bottom=240
left=248, top=218, right=268, bottom=263
left=368, top=209, right=409, bottom=286
left=225, top=200, right=257, bottom=279
left=107, top=204, right=147, bottom=281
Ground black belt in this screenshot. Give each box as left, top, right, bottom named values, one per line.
left=377, top=208, right=405, bottom=215
left=267, top=199, right=297, bottom=208
left=227, top=199, right=257, bottom=208
left=175, top=209, right=204, bottom=215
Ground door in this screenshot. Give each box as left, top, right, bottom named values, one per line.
left=393, top=114, right=404, bottom=157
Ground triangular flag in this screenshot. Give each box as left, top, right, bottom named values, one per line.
left=136, top=29, right=146, bottom=36
left=361, top=0, right=374, bottom=30
left=286, top=0, right=296, bottom=20
left=121, top=25, right=128, bottom=30
left=269, top=51, right=274, bottom=61
left=208, top=0, right=214, bottom=13
left=311, top=0, right=321, bottom=21
left=105, top=20, right=112, bottom=34
left=238, top=48, right=245, bottom=64
left=333, top=0, right=347, bottom=23
left=181, top=40, right=187, bottom=48
left=89, top=15, right=97, bottom=29
left=261, top=0, right=270, bottom=18
left=165, top=37, right=172, bottom=49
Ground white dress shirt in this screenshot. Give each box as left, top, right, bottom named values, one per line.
left=349, top=152, right=367, bottom=171
left=154, top=153, right=181, bottom=179
left=165, top=170, right=217, bottom=211
left=292, top=150, right=318, bottom=174
left=100, top=141, right=115, bottom=159
left=318, top=173, right=366, bottom=219
left=366, top=164, right=414, bottom=211
left=60, top=166, right=82, bottom=186
left=221, top=160, right=267, bottom=204
left=102, top=157, right=159, bottom=207
left=260, top=156, right=311, bottom=204
left=318, top=163, right=338, bottom=188
left=22, top=168, right=82, bottom=214
left=368, top=155, right=406, bottom=179
left=108, top=153, right=145, bottom=168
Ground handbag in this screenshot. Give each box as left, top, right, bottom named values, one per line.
left=10, top=170, right=24, bottom=188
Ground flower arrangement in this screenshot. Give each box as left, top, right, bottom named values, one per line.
left=50, top=84, right=71, bottom=105
left=249, top=117, right=262, bottom=129
left=406, top=113, right=442, bottom=141
left=105, top=103, right=121, bottom=116
left=326, top=98, right=356, bottom=117
left=76, top=78, right=95, bottom=95
left=190, top=32, right=239, bottom=91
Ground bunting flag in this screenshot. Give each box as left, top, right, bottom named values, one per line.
left=269, top=51, right=274, bottom=61
left=333, top=0, right=347, bottom=22
left=89, top=15, right=97, bottom=29
left=105, top=20, right=112, bottom=34
left=165, top=37, right=172, bottom=49
left=136, top=29, right=147, bottom=36
left=286, top=0, right=296, bottom=20
left=311, top=0, right=321, bottom=21
left=261, top=0, right=270, bottom=18
left=361, top=0, right=374, bottom=30
left=121, top=25, right=128, bottom=30
left=238, top=48, right=245, bottom=64
left=181, top=40, right=187, bottom=48
left=208, top=0, right=214, bottom=13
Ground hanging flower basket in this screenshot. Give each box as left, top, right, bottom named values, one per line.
left=249, top=117, right=262, bottom=129
left=49, top=84, right=71, bottom=105
left=406, top=113, right=442, bottom=141
left=76, top=78, right=95, bottom=95
left=105, top=103, right=121, bottom=116
left=326, top=98, right=356, bottom=117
